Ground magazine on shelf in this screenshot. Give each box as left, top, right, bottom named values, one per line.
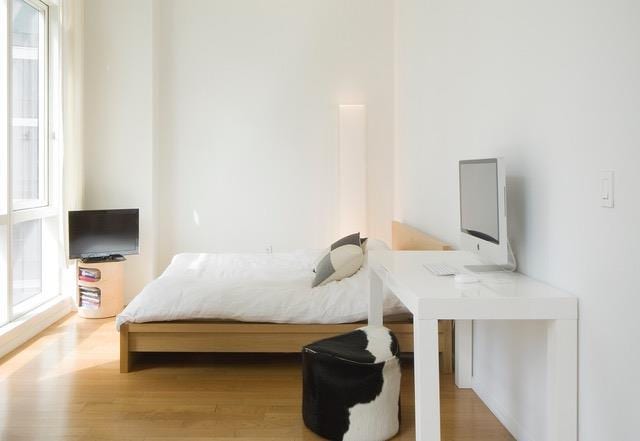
left=79, top=292, right=100, bottom=300
left=80, top=300, right=99, bottom=309
left=79, top=268, right=100, bottom=281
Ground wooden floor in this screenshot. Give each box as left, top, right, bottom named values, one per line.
left=0, top=315, right=514, bottom=441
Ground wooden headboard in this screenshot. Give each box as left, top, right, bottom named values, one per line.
left=391, top=221, right=452, bottom=251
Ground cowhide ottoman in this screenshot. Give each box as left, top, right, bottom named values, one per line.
left=302, top=326, right=401, bottom=441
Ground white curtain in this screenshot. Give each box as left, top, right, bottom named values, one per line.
left=58, top=0, right=84, bottom=299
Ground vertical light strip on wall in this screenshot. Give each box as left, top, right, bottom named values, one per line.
left=338, top=104, right=367, bottom=237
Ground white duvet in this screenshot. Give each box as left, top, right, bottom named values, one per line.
left=116, top=241, right=407, bottom=330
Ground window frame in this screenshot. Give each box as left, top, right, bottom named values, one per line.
left=1, top=0, right=59, bottom=325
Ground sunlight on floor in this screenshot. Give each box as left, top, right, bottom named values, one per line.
left=39, top=319, right=119, bottom=381
left=0, top=314, right=514, bottom=440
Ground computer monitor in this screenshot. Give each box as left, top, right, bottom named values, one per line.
left=459, top=158, right=510, bottom=271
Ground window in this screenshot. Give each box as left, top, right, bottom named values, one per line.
left=12, top=0, right=47, bottom=210
left=0, top=0, right=59, bottom=325
left=12, top=219, right=42, bottom=306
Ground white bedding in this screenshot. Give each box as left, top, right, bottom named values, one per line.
left=116, top=240, right=408, bottom=330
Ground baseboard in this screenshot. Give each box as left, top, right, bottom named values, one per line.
left=0, top=296, right=73, bottom=359
left=472, top=378, right=537, bottom=441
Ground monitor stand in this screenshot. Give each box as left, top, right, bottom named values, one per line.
left=465, top=264, right=508, bottom=273
left=81, top=254, right=126, bottom=264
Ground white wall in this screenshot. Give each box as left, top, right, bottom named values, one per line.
left=395, top=0, right=640, bottom=439
left=83, top=0, right=154, bottom=300
left=83, top=0, right=395, bottom=297
left=153, top=0, right=394, bottom=270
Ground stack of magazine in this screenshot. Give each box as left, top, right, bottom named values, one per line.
left=79, top=286, right=101, bottom=309
left=79, top=268, right=100, bottom=282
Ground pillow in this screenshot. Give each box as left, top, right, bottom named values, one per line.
left=312, top=233, right=364, bottom=287
left=312, top=245, right=364, bottom=287
left=312, top=233, right=362, bottom=273
left=312, top=248, right=329, bottom=273
left=330, top=232, right=361, bottom=250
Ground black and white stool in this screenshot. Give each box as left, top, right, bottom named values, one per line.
left=302, top=326, right=401, bottom=441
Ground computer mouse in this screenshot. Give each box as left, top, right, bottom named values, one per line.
left=454, top=274, right=480, bottom=284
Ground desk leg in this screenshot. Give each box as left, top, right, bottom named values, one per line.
left=414, top=319, right=441, bottom=441
left=547, top=319, right=578, bottom=441
left=454, top=320, right=473, bottom=389
left=368, top=269, right=384, bottom=327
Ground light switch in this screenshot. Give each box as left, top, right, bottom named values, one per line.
left=600, top=170, right=614, bottom=208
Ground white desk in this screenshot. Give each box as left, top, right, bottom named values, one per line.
left=367, top=250, right=578, bottom=441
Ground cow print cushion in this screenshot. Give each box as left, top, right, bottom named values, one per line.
left=302, top=326, right=401, bottom=441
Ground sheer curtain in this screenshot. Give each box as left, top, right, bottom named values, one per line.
left=59, top=0, right=84, bottom=299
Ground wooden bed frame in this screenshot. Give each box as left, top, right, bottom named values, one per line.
left=120, top=221, right=452, bottom=373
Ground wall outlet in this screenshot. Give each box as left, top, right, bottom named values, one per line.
left=600, top=170, right=614, bottom=208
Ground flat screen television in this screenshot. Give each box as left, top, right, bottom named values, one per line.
left=68, top=209, right=139, bottom=261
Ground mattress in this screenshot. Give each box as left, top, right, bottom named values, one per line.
left=116, top=240, right=408, bottom=330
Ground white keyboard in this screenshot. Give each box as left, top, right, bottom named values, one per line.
left=423, top=263, right=458, bottom=276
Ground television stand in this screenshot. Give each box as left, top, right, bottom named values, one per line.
left=81, top=254, right=126, bottom=264
left=77, top=259, right=124, bottom=319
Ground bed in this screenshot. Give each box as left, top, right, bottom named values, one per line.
left=119, top=221, right=453, bottom=373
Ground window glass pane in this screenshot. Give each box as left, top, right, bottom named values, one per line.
left=12, top=219, right=42, bottom=306
left=12, top=0, right=45, bottom=209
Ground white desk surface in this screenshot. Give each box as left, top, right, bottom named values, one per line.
left=369, top=250, right=578, bottom=320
